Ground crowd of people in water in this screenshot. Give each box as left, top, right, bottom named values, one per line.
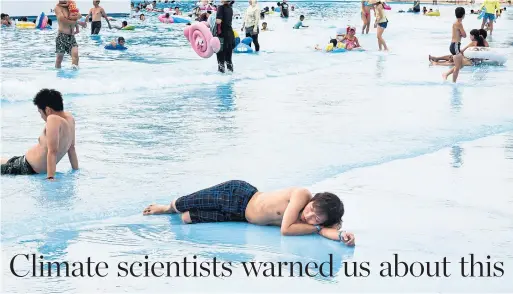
left=0, top=0, right=508, bottom=77
left=1, top=0, right=511, bottom=249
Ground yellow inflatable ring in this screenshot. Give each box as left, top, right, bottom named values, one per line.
left=16, top=21, right=36, bottom=29
left=426, top=11, right=440, bottom=16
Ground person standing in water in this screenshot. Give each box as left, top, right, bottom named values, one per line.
left=241, top=0, right=260, bottom=52
left=371, top=0, right=388, bottom=51
left=85, top=0, right=112, bottom=35
left=443, top=7, right=466, bottom=82
left=54, top=0, right=82, bottom=69
left=215, top=0, right=235, bottom=73
left=1, top=89, right=78, bottom=179
left=361, top=0, right=373, bottom=34
left=479, top=0, right=500, bottom=36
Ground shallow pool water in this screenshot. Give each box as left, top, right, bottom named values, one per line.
left=1, top=1, right=513, bottom=292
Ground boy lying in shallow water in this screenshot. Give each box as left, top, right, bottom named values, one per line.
left=143, top=180, right=356, bottom=246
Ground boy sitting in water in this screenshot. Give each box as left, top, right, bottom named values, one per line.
left=293, top=15, right=308, bottom=29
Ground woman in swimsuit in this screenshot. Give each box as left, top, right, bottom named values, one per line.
left=361, top=0, right=372, bottom=34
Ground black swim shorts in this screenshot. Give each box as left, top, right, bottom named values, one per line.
left=91, top=21, right=101, bottom=35
left=450, top=42, right=461, bottom=55
left=56, top=32, right=78, bottom=55
left=1, top=156, right=36, bottom=175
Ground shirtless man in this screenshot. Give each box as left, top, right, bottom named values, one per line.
left=143, top=180, right=356, bottom=246
left=1, top=89, right=79, bottom=179
left=55, top=1, right=82, bottom=69
left=85, top=0, right=112, bottom=35
left=443, top=7, right=466, bottom=82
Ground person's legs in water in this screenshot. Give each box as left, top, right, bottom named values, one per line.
left=443, top=53, right=464, bottom=82
left=224, top=33, right=234, bottom=72
left=55, top=54, right=65, bottom=69
left=251, top=33, right=260, bottom=51
left=71, top=46, right=79, bottom=68
left=142, top=180, right=258, bottom=224
left=216, top=49, right=225, bottom=73
left=377, top=23, right=388, bottom=51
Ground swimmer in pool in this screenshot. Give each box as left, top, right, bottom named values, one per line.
left=1, top=89, right=78, bottom=179
left=109, top=36, right=126, bottom=47
left=113, top=20, right=128, bottom=29
left=293, top=15, right=308, bottom=29
left=143, top=180, right=356, bottom=246
left=261, top=22, right=268, bottom=31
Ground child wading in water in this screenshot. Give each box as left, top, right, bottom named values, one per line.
left=443, top=7, right=466, bottom=82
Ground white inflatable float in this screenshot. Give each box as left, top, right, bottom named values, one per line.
left=465, top=47, right=508, bottom=65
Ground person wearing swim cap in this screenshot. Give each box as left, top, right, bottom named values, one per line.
left=143, top=180, right=355, bottom=246
left=215, top=0, right=235, bottom=73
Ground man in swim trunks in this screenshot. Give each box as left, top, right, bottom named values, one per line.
left=1, top=89, right=79, bottom=179
left=143, top=180, right=356, bottom=246
left=54, top=1, right=82, bottom=69
left=85, top=0, right=112, bottom=35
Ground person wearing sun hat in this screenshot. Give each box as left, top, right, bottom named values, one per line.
left=368, top=0, right=389, bottom=51
left=215, top=0, right=235, bottom=73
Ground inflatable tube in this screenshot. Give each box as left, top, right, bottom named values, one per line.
left=183, top=22, right=220, bottom=58
left=465, top=47, right=507, bottom=65
left=234, top=43, right=254, bottom=53
left=122, top=25, right=135, bottom=30
left=16, top=22, right=36, bottom=29
left=172, top=16, right=191, bottom=24
left=383, top=3, right=391, bottom=10
left=241, top=37, right=252, bottom=46
left=159, top=14, right=174, bottom=23
left=36, top=12, right=46, bottom=29
left=426, top=11, right=440, bottom=16
left=105, top=44, right=128, bottom=50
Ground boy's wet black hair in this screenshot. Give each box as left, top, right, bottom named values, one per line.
left=300, top=14, right=305, bottom=18
left=310, top=192, right=344, bottom=227
left=118, top=37, right=125, bottom=43
left=455, top=7, right=465, bottom=18
left=122, top=20, right=128, bottom=26
left=330, top=39, right=337, bottom=47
